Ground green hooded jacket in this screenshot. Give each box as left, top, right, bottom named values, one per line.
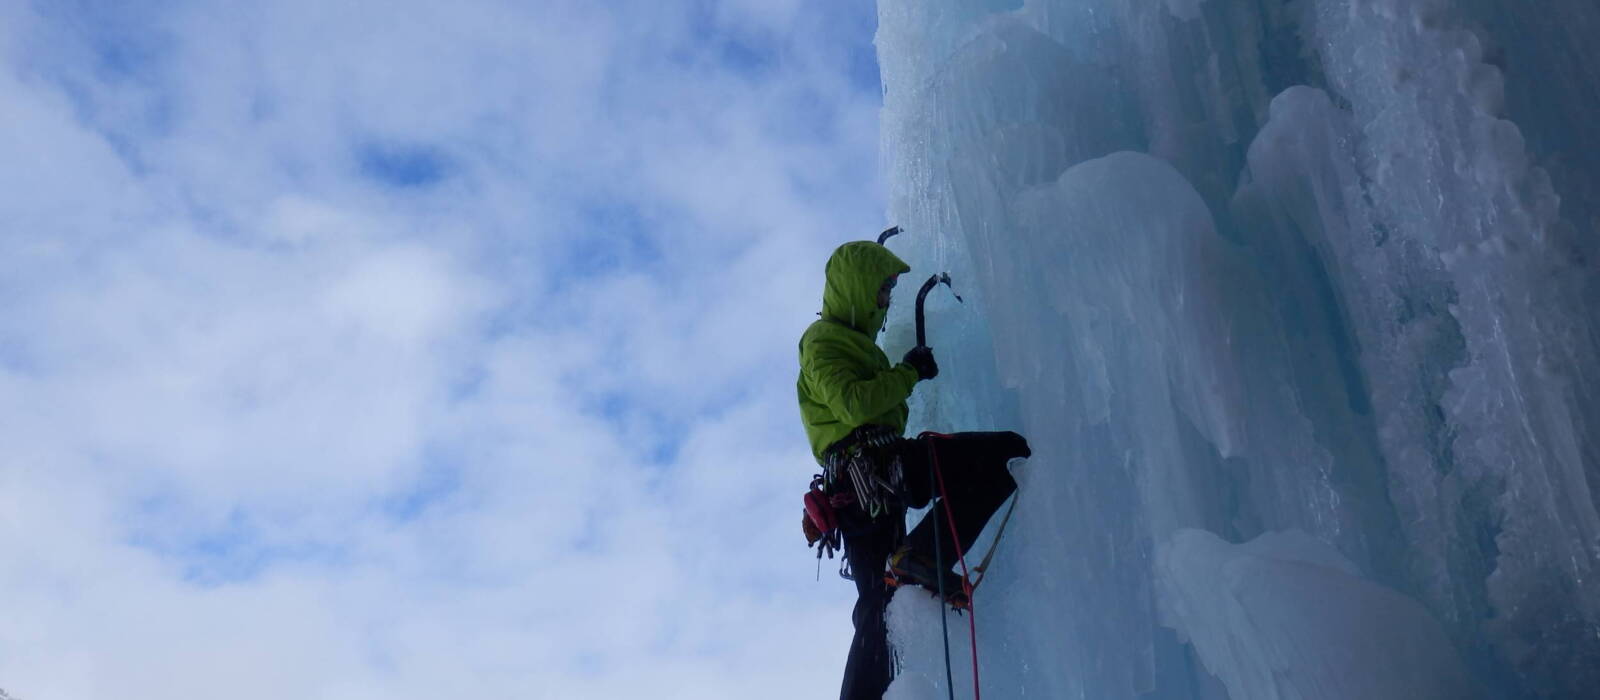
left=796, top=241, right=920, bottom=461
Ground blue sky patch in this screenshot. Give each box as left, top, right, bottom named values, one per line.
left=564, top=201, right=663, bottom=277
left=714, top=35, right=777, bottom=78
left=32, top=0, right=176, bottom=81
left=127, top=505, right=347, bottom=587
left=356, top=141, right=452, bottom=188
left=845, top=39, right=882, bottom=95
left=680, top=3, right=780, bottom=80
left=0, top=336, right=40, bottom=375
left=382, top=458, right=465, bottom=523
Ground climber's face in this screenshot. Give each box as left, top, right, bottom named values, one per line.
left=877, top=274, right=897, bottom=309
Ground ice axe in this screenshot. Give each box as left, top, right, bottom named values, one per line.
left=914, top=272, right=962, bottom=350
left=878, top=225, right=962, bottom=348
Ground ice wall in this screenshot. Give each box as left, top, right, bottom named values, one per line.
left=873, top=0, right=1600, bottom=697
left=1155, top=529, right=1479, bottom=700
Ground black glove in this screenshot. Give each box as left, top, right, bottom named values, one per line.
left=903, top=345, right=939, bottom=380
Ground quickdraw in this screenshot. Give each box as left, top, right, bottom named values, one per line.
left=822, top=425, right=905, bottom=519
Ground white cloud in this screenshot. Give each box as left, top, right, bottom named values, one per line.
left=1, top=1, right=878, bottom=698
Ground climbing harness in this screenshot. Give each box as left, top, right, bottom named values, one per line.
left=805, top=424, right=910, bottom=583
left=822, top=424, right=906, bottom=520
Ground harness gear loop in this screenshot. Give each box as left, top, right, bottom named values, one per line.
left=822, top=425, right=904, bottom=519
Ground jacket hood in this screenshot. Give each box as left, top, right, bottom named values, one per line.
left=821, top=241, right=911, bottom=335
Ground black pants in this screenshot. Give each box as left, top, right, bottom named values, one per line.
left=838, top=431, right=1029, bottom=700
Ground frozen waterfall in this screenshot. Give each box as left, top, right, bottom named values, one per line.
left=871, top=0, right=1600, bottom=697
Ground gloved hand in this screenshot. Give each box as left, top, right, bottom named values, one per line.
left=902, top=345, right=939, bottom=380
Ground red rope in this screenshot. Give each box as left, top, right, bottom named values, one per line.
left=923, top=432, right=981, bottom=700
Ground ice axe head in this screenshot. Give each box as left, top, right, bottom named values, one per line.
left=914, top=272, right=962, bottom=349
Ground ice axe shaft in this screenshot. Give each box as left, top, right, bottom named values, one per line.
left=914, top=272, right=962, bottom=348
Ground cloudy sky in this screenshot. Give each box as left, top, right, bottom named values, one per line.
left=0, top=1, right=886, bottom=697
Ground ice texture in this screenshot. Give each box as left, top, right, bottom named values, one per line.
left=874, top=0, right=1600, bottom=697
left=1156, top=529, right=1479, bottom=700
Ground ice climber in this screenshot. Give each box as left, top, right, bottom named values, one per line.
left=797, top=240, right=1031, bottom=700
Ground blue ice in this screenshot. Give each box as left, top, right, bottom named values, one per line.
left=873, top=1, right=1600, bottom=697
